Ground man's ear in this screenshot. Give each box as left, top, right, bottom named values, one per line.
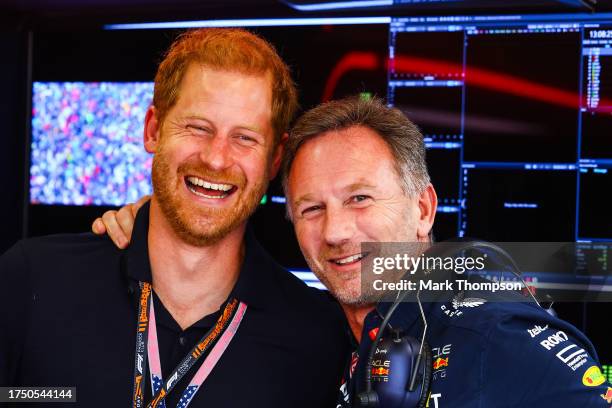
left=269, top=132, right=288, bottom=180
left=144, top=106, right=161, bottom=154
left=416, top=184, right=438, bottom=240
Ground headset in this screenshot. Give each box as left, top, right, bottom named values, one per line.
left=354, top=239, right=546, bottom=408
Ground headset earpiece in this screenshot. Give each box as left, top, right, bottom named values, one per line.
left=364, top=332, right=432, bottom=408
left=415, top=341, right=432, bottom=408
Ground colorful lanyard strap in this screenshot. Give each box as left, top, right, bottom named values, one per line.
left=132, top=282, right=247, bottom=408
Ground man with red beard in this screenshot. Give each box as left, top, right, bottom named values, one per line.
left=0, top=29, right=348, bottom=407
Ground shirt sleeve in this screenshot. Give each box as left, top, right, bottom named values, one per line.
left=0, top=241, right=30, bottom=386
left=481, top=312, right=611, bottom=407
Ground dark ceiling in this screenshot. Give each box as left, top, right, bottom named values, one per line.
left=1, top=0, right=612, bottom=30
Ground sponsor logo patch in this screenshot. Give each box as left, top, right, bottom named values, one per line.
left=556, top=344, right=589, bottom=371
left=432, top=344, right=452, bottom=380
left=601, top=387, right=612, bottom=403
left=371, top=359, right=391, bottom=382
left=440, top=304, right=463, bottom=317
left=582, top=366, right=606, bottom=387
left=441, top=296, right=486, bottom=318
left=527, top=324, right=548, bottom=338
left=433, top=357, right=449, bottom=370
left=432, top=344, right=452, bottom=358
left=372, top=367, right=390, bottom=376
left=539, top=330, right=568, bottom=350
left=452, top=296, right=486, bottom=309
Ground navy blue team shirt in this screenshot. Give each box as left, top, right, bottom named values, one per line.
left=337, top=288, right=612, bottom=407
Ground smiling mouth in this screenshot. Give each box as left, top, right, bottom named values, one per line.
left=185, top=176, right=237, bottom=199
left=329, top=252, right=368, bottom=266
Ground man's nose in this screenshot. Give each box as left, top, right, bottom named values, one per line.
left=201, top=134, right=232, bottom=170
left=323, top=206, right=356, bottom=247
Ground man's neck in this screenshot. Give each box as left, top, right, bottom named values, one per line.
left=341, top=303, right=376, bottom=343
left=147, top=198, right=245, bottom=330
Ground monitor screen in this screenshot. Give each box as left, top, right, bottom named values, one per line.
left=387, top=13, right=612, bottom=243
left=31, top=82, right=153, bottom=206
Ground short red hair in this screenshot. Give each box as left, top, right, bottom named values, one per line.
left=153, top=28, right=298, bottom=143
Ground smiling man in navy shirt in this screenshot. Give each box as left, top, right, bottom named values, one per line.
left=283, top=96, right=611, bottom=408
left=0, top=28, right=348, bottom=407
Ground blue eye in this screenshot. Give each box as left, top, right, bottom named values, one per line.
left=349, top=195, right=372, bottom=204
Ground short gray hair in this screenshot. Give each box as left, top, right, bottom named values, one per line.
left=282, top=96, right=430, bottom=204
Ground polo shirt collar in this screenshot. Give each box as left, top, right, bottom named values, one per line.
left=123, top=201, right=276, bottom=310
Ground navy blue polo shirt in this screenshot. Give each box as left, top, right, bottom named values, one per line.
left=0, top=203, right=349, bottom=407
left=336, top=289, right=611, bottom=407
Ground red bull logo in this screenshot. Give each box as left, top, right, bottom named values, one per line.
left=433, top=357, right=449, bottom=370
left=601, top=387, right=612, bottom=404
left=371, top=367, right=390, bottom=376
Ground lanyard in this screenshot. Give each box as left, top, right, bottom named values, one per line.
left=132, top=282, right=247, bottom=408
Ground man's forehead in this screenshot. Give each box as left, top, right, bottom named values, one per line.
left=286, top=126, right=406, bottom=204
left=306, top=126, right=391, bottom=155
left=179, top=64, right=272, bottom=107
left=173, top=64, right=274, bottom=131
left=292, top=128, right=394, bottom=174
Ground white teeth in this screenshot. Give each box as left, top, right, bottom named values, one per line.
left=187, top=176, right=233, bottom=192
left=187, top=184, right=228, bottom=199
left=335, top=253, right=364, bottom=265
